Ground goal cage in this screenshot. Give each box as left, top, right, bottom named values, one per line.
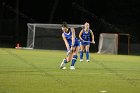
left=26, top=23, right=83, bottom=50
left=97, top=33, right=130, bottom=54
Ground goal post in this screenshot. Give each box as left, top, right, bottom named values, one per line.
left=118, top=34, right=130, bottom=55
left=26, top=23, right=83, bottom=50
left=98, top=33, right=118, bottom=54
left=97, top=33, right=130, bottom=54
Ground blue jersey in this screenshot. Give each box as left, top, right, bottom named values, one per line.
left=81, top=29, right=91, bottom=41
left=63, top=28, right=79, bottom=48
left=80, top=29, right=91, bottom=45
left=63, top=29, right=72, bottom=44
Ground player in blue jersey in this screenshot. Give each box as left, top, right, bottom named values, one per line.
left=79, top=22, right=95, bottom=62
left=60, top=22, right=79, bottom=70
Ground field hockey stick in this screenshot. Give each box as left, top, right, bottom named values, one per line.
left=66, top=49, right=73, bottom=57
left=83, top=41, right=95, bottom=44
left=78, top=40, right=95, bottom=44
left=67, top=50, right=71, bottom=57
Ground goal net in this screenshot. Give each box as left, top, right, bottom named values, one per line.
left=97, top=33, right=130, bottom=54
left=97, top=33, right=118, bottom=54
left=26, top=23, right=83, bottom=50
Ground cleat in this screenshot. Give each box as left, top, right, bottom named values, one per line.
left=60, top=59, right=66, bottom=69
left=70, top=66, right=75, bottom=70
left=80, top=59, right=83, bottom=62
left=62, top=67, right=66, bottom=69
left=86, top=60, right=90, bottom=62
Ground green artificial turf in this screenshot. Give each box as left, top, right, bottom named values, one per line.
left=0, top=48, right=140, bottom=93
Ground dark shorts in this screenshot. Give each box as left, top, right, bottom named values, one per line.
left=70, top=41, right=79, bottom=47
left=68, top=40, right=79, bottom=49
left=80, top=42, right=90, bottom=46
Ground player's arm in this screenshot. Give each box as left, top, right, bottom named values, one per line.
left=90, top=30, right=95, bottom=44
left=71, top=28, right=75, bottom=47
left=62, top=33, right=70, bottom=51
left=79, top=30, right=84, bottom=41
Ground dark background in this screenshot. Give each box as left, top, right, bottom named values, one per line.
left=0, top=0, right=140, bottom=54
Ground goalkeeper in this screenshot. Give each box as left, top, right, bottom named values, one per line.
left=60, top=22, right=79, bottom=70
left=79, top=22, right=95, bottom=62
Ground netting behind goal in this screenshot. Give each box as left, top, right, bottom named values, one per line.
left=98, top=33, right=118, bottom=54
left=26, top=23, right=83, bottom=50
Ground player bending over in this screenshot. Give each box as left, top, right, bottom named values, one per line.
left=79, top=22, right=95, bottom=62
left=60, top=22, right=79, bottom=70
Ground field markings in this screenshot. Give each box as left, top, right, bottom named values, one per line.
left=88, top=72, right=122, bottom=75
left=99, top=90, right=107, bottom=93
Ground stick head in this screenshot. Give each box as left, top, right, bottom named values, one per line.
left=93, top=41, right=95, bottom=44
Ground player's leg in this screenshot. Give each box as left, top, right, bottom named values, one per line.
left=60, top=49, right=73, bottom=69
left=85, top=45, right=90, bottom=62
left=70, top=46, right=79, bottom=69
left=60, top=58, right=67, bottom=69
left=60, top=39, right=75, bottom=69
left=79, top=44, right=84, bottom=62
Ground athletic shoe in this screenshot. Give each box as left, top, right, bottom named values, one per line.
left=62, top=67, right=66, bottom=69
left=60, top=59, right=66, bottom=69
left=86, top=60, right=90, bottom=62
left=70, top=66, right=75, bottom=70
left=80, top=59, right=83, bottom=62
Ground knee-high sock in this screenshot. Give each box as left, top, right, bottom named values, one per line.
left=71, top=55, right=78, bottom=66
left=63, top=58, right=67, bottom=63
left=86, top=51, right=89, bottom=60
left=80, top=50, right=83, bottom=59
